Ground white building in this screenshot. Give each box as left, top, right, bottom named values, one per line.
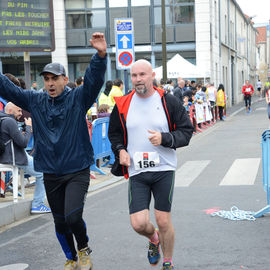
left=195, top=0, right=257, bottom=106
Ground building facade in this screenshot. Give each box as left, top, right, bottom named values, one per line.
left=0, top=0, right=257, bottom=107
left=256, top=25, right=268, bottom=86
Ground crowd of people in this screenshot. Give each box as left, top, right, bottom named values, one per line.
left=152, top=77, right=227, bottom=130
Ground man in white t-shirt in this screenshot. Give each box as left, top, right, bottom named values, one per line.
left=108, top=60, right=193, bottom=270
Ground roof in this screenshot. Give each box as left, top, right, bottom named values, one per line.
left=256, top=26, right=267, bottom=44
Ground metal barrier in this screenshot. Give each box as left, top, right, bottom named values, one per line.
left=254, top=130, right=270, bottom=218
left=90, top=117, right=114, bottom=175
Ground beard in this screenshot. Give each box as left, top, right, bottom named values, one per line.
left=135, top=84, right=148, bottom=96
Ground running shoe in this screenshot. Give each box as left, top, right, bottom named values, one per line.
left=148, top=232, right=160, bottom=265
left=161, top=262, right=175, bottom=270
left=31, top=204, right=51, bottom=214
left=78, top=246, right=93, bottom=270
left=64, top=260, right=78, bottom=270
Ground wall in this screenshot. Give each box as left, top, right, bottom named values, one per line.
left=52, top=0, right=68, bottom=76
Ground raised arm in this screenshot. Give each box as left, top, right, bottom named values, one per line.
left=79, top=32, right=107, bottom=110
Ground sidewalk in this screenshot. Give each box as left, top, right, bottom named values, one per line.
left=0, top=166, right=124, bottom=228
left=0, top=96, right=264, bottom=229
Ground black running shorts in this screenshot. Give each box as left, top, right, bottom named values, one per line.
left=128, top=170, right=175, bottom=214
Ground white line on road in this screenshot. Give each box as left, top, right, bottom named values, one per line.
left=175, top=160, right=211, bottom=187
left=219, top=158, right=260, bottom=186
left=0, top=264, right=29, bottom=270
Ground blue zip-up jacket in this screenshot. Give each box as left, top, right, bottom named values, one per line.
left=0, top=53, right=107, bottom=175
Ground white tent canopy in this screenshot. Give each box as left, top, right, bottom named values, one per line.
left=153, top=54, right=206, bottom=79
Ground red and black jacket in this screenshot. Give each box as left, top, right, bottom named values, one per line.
left=108, top=87, right=194, bottom=179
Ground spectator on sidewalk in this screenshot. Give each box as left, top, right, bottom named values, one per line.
left=242, top=80, right=254, bottom=113
left=163, top=79, right=174, bottom=95
left=31, top=81, right=37, bottom=90
left=2, top=102, right=50, bottom=214
left=75, top=76, right=84, bottom=87
left=207, top=83, right=217, bottom=122
left=97, top=104, right=110, bottom=118
left=98, top=80, right=113, bottom=108
left=109, top=79, right=124, bottom=109
left=173, top=79, right=185, bottom=104
left=67, top=81, right=76, bottom=89
left=216, top=84, right=226, bottom=121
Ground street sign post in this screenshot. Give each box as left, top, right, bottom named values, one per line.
left=115, top=18, right=135, bottom=70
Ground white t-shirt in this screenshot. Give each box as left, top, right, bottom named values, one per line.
left=208, top=86, right=216, bottom=102
left=126, top=91, right=177, bottom=177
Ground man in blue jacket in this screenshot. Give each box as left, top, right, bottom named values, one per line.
left=0, top=32, right=107, bottom=270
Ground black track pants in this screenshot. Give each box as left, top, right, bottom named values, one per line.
left=44, top=167, right=90, bottom=260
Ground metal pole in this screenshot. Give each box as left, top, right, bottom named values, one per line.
left=124, top=70, right=129, bottom=94
left=161, top=0, right=167, bottom=81
left=123, top=0, right=132, bottom=94
left=24, top=52, right=31, bottom=89
left=268, top=19, right=270, bottom=79
left=0, top=58, right=2, bottom=74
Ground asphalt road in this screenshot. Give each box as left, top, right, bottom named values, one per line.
left=1, top=99, right=270, bottom=270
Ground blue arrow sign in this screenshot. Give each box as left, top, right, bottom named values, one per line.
left=118, top=34, right=132, bottom=49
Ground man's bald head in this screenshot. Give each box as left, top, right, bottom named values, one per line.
left=131, top=59, right=153, bottom=73
left=5, top=102, right=22, bottom=120
left=130, top=59, right=155, bottom=97
left=179, top=79, right=185, bottom=88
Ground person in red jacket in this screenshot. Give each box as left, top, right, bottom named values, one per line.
left=242, top=80, right=254, bottom=113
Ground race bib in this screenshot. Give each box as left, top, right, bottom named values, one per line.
left=133, top=152, right=160, bottom=171
left=246, top=87, right=251, bottom=92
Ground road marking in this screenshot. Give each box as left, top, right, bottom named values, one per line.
left=0, top=264, right=28, bottom=270
left=175, top=160, right=211, bottom=187
left=220, top=158, right=260, bottom=186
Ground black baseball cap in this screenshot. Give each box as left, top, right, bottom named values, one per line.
left=40, top=62, right=66, bottom=76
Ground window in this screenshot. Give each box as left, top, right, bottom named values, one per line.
left=174, top=5, right=194, bottom=23
left=66, top=0, right=106, bottom=30
left=154, top=7, right=174, bottom=25
left=131, top=0, right=150, bottom=6
left=67, top=12, right=86, bottom=29
left=66, top=0, right=85, bottom=9
left=86, top=0, right=105, bottom=8
left=87, top=10, right=106, bottom=27
left=154, top=0, right=194, bottom=24
left=109, top=0, right=127, bottom=7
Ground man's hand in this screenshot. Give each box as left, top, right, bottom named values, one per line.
left=24, top=117, right=32, bottom=127
left=119, top=149, right=131, bottom=167
left=90, top=32, right=107, bottom=58
left=148, top=130, right=162, bottom=146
